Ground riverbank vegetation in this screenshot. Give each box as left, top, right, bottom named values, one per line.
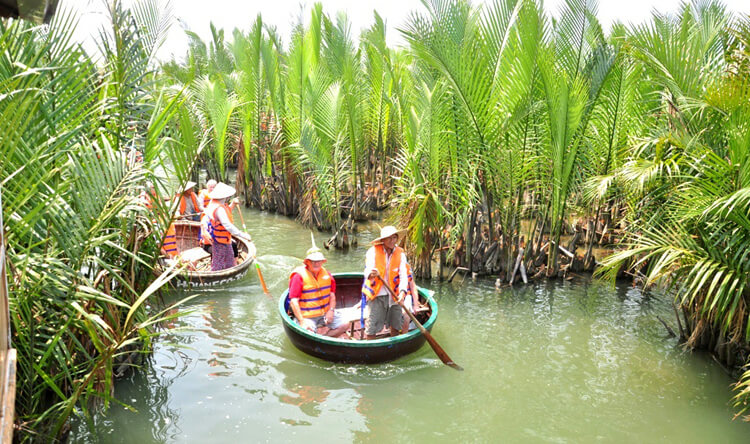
left=2, top=0, right=749, bottom=438
left=1, top=1, right=204, bottom=440
left=161, top=0, right=750, bottom=418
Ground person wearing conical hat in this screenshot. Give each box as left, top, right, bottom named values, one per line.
left=205, top=182, right=251, bottom=271
left=175, top=181, right=203, bottom=222
left=288, top=236, right=348, bottom=337
left=139, top=181, right=158, bottom=210
left=361, top=226, right=409, bottom=339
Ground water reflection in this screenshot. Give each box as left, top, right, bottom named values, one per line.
left=73, top=352, right=181, bottom=443
left=274, top=360, right=368, bottom=440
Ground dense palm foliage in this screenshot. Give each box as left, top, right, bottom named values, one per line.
left=2, top=0, right=749, bottom=433
left=166, top=0, right=647, bottom=274
left=159, top=0, right=749, bottom=416
left=1, top=0, right=203, bottom=439
left=162, top=5, right=411, bottom=246
left=595, top=3, right=750, bottom=417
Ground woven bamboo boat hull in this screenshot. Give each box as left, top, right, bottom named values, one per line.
left=158, top=221, right=256, bottom=288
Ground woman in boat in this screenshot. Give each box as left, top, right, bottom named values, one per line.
left=198, top=179, right=217, bottom=209
left=288, top=246, right=348, bottom=337
left=361, top=226, right=409, bottom=339
left=200, top=186, right=240, bottom=257
left=205, top=183, right=251, bottom=271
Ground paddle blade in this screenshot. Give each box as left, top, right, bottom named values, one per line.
left=255, top=262, right=270, bottom=296
left=376, top=275, right=462, bottom=370
left=422, top=327, right=463, bottom=371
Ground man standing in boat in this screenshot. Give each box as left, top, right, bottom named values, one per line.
left=362, top=226, right=409, bottom=338
left=288, top=244, right=348, bottom=337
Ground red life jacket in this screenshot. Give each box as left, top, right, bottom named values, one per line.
left=208, top=204, right=233, bottom=245
left=290, top=266, right=332, bottom=318
left=361, top=244, right=403, bottom=301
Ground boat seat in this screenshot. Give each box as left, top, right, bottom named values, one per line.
left=178, top=247, right=210, bottom=263
left=338, top=303, right=426, bottom=340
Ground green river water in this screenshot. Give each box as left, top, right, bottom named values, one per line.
left=71, top=208, right=750, bottom=443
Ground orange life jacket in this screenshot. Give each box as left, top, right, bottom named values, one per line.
left=198, top=189, right=211, bottom=208
left=394, top=262, right=414, bottom=289
left=361, top=244, right=403, bottom=301
left=178, top=191, right=200, bottom=215
left=290, top=265, right=332, bottom=318
left=140, top=189, right=157, bottom=210
left=207, top=204, right=233, bottom=244
left=162, top=223, right=178, bottom=257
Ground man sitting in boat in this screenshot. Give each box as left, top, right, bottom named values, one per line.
left=205, top=183, right=251, bottom=271
left=176, top=181, right=203, bottom=222
left=288, top=246, right=348, bottom=337
left=361, top=226, right=409, bottom=339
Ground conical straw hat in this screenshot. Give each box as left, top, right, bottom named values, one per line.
left=372, top=225, right=405, bottom=244
left=305, top=232, right=326, bottom=261
left=181, top=181, right=197, bottom=193
left=208, top=182, right=236, bottom=200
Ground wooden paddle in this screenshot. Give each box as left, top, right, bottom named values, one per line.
left=177, top=212, right=200, bottom=220
left=233, top=202, right=270, bottom=296
left=375, top=275, right=463, bottom=371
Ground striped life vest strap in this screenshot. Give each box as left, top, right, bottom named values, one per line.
left=162, top=224, right=178, bottom=257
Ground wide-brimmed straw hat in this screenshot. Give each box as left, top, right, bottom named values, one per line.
left=181, top=181, right=197, bottom=193
left=208, top=182, right=236, bottom=200
left=372, top=225, right=405, bottom=244
left=304, top=246, right=326, bottom=262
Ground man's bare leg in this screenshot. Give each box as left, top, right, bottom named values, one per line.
left=325, top=325, right=350, bottom=337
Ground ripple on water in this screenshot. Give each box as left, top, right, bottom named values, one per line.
left=329, top=357, right=442, bottom=384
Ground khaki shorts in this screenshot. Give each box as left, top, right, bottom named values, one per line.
left=295, top=310, right=346, bottom=330
left=365, top=295, right=403, bottom=335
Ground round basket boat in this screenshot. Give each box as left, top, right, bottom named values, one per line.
left=279, top=272, right=438, bottom=364
left=158, top=221, right=256, bottom=288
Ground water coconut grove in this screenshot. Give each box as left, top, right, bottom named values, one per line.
left=1, top=0, right=749, bottom=441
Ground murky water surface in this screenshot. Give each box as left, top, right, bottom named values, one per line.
left=71, top=209, right=750, bottom=442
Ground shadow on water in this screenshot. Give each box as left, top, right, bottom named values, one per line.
left=70, top=208, right=750, bottom=443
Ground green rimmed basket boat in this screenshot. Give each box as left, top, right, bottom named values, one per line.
left=279, top=272, right=438, bottom=364
left=157, top=221, right=256, bottom=288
